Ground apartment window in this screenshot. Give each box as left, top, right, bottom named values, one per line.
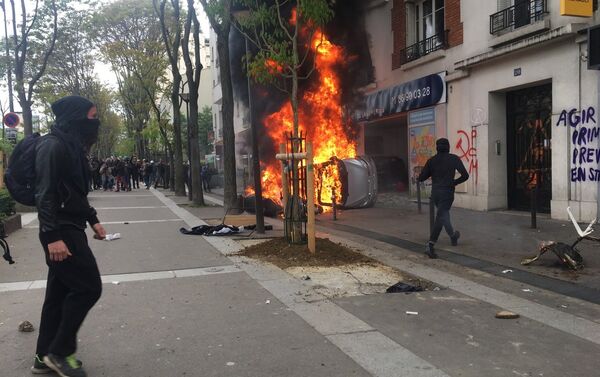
left=415, top=0, right=444, bottom=43
left=402, top=0, right=447, bottom=65
left=491, top=0, right=546, bottom=34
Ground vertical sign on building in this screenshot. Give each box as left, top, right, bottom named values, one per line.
left=560, top=0, right=594, bottom=17
left=408, top=107, right=436, bottom=198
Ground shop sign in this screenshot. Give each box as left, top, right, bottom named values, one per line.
left=408, top=108, right=436, bottom=126
left=560, top=0, right=593, bottom=17
left=356, top=72, right=446, bottom=121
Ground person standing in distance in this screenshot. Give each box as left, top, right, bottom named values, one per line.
left=418, top=138, right=469, bottom=259
left=32, top=96, right=106, bottom=377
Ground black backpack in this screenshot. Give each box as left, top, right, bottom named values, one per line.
left=4, top=132, right=43, bottom=206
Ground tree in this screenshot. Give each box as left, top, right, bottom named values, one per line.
left=181, top=0, right=204, bottom=205
left=154, top=0, right=186, bottom=197
left=198, top=0, right=237, bottom=211
left=234, top=0, right=334, bottom=241
left=198, top=106, right=213, bottom=156
left=93, top=0, right=165, bottom=160
left=8, top=0, right=60, bottom=136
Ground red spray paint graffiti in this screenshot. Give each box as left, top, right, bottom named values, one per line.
left=455, top=128, right=478, bottom=186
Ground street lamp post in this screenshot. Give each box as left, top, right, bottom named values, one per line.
left=180, top=91, right=192, bottom=201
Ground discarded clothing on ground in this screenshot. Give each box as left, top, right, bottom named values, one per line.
left=521, top=241, right=584, bottom=270
left=180, top=224, right=240, bottom=236
left=386, top=282, right=423, bottom=293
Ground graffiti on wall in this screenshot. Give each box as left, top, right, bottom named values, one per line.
left=556, top=107, right=598, bottom=182
left=455, top=108, right=485, bottom=186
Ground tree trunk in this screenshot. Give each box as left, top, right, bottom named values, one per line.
left=217, top=23, right=237, bottom=212
left=170, top=81, right=185, bottom=196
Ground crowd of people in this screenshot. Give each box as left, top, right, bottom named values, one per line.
left=88, top=157, right=214, bottom=192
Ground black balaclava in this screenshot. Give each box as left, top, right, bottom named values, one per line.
left=50, top=96, right=100, bottom=194
left=51, top=95, right=100, bottom=148
left=436, top=138, right=450, bottom=153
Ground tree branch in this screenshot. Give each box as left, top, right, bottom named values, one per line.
left=27, top=0, right=58, bottom=101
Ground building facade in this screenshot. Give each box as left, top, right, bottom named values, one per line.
left=361, top=0, right=600, bottom=221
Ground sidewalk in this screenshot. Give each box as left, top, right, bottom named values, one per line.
left=3, top=187, right=600, bottom=376
left=208, top=187, right=600, bottom=290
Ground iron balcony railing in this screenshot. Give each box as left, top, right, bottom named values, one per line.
left=400, top=30, right=448, bottom=65
left=490, top=0, right=547, bottom=35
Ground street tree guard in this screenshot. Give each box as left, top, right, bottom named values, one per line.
left=276, top=142, right=316, bottom=253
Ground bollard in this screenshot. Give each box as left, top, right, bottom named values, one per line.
left=417, top=181, right=422, bottom=214
left=531, top=185, right=537, bottom=229
left=332, top=190, right=337, bottom=221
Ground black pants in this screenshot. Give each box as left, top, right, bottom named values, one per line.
left=36, top=227, right=102, bottom=357
left=430, top=190, right=456, bottom=243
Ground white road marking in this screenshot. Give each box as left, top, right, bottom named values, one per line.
left=0, top=265, right=241, bottom=292
left=24, top=219, right=184, bottom=229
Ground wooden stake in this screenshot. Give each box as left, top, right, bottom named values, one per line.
left=306, top=142, right=316, bottom=253
left=280, top=144, right=289, bottom=211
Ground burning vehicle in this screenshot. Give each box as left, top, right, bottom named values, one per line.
left=315, top=156, right=378, bottom=209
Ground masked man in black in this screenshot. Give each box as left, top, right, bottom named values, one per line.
left=32, top=96, right=106, bottom=377
left=418, top=138, right=469, bottom=259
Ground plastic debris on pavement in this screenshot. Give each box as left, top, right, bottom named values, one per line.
left=386, top=282, right=423, bottom=293
left=105, top=233, right=121, bottom=241
left=406, top=311, right=419, bottom=315
left=522, top=289, right=532, bottom=292
left=265, top=299, right=271, bottom=304
left=502, top=269, right=513, bottom=274
left=112, top=281, right=120, bottom=285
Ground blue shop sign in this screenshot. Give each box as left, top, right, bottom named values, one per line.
left=356, top=72, right=446, bottom=121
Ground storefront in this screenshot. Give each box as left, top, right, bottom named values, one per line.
left=357, top=72, right=447, bottom=196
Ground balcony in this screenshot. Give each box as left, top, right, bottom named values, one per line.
left=400, top=30, right=448, bottom=66
left=490, top=0, right=547, bottom=35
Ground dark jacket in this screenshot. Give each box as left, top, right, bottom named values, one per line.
left=418, top=150, right=469, bottom=191
left=35, top=96, right=100, bottom=243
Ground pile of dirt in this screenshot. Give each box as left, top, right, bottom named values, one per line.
left=237, top=237, right=378, bottom=269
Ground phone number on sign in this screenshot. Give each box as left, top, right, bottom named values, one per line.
left=391, top=87, right=432, bottom=105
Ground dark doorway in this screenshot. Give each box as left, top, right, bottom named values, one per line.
left=364, top=115, right=409, bottom=192
left=507, top=83, right=552, bottom=213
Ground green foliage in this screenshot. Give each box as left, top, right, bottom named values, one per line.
left=0, top=189, right=16, bottom=220
left=198, top=106, right=213, bottom=153
left=235, top=0, right=334, bottom=88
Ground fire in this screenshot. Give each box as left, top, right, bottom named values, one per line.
left=255, top=31, right=356, bottom=210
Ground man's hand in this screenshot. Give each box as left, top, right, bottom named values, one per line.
left=48, top=240, right=72, bottom=262
left=92, top=223, right=107, bottom=240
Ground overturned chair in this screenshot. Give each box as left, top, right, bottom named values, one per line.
left=521, top=207, right=598, bottom=270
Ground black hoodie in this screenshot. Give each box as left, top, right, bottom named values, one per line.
left=35, top=96, right=100, bottom=243
left=418, top=138, right=469, bottom=191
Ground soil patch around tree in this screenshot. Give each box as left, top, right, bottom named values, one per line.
left=237, top=237, right=378, bottom=269
left=237, top=237, right=440, bottom=295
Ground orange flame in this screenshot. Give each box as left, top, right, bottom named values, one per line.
left=251, top=31, right=356, bottom=211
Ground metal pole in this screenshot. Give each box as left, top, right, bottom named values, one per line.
left=531, top=184, right=537, bottom=229
left=2, top=1, right=13, bottom=112
left=417, top=181, right=422, bottom=214
left=246, top=37, right=264, bottom=233
left=429, top=193, right=435, bottom=237
left=186, top=101, right=192, bottom=201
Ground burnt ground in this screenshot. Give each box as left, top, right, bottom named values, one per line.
left=237, top=237, right=439, bottom=291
